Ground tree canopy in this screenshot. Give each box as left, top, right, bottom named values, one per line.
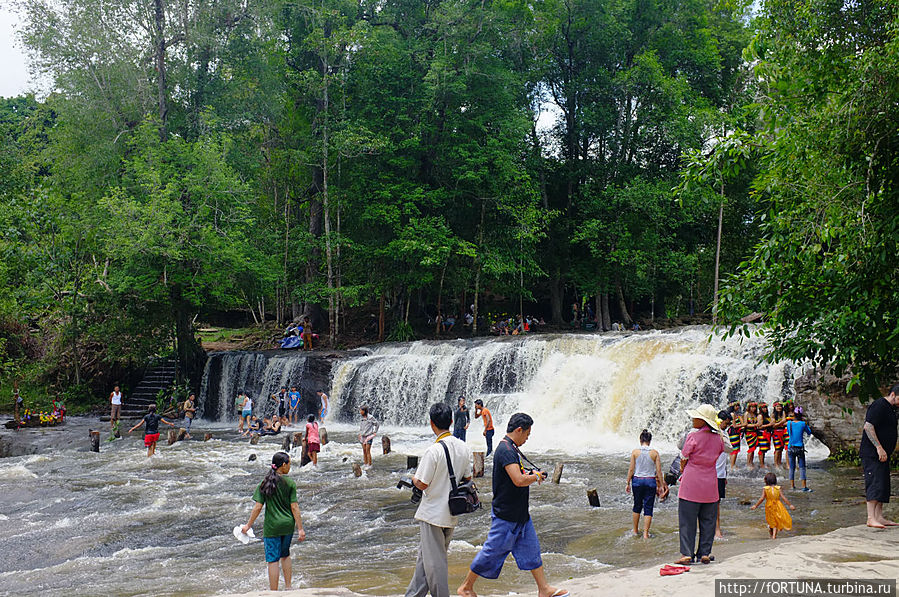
left=12, top=0, right=859, bottom=399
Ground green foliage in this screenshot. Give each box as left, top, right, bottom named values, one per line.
left=3, top=0, right=762, bottom=394
left=387, top=321, right=416, bottom=343
left=715, top=0, right=899, bottom=400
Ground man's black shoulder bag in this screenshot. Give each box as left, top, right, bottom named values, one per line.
left=439, top=441, right=481, bottom=515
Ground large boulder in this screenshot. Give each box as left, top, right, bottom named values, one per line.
left=795, top=368, right=867, bottom=452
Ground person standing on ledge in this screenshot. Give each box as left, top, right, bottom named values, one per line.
left=109, top=385, right=123, bottom=430
left=182, top=393, right=197, bottom=439
left=453, top=397, right=470, bottom=442
left=301, top=316, right=313, bottom=351
left=457, top=413, right=568, bottom=597
left=317, top=390, right=329, bottom=419
left=405, top=402, right=471, bottom=597
left=861, top=383, right=899, bottom=529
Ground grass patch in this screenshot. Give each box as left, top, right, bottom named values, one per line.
left=197, top=325, right=267, bottom=344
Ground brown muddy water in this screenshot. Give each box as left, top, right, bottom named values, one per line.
left=0, top=421, right=871, bottom=597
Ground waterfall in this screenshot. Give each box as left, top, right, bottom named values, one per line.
left=329, top=328, right=796, bottom=449
left=198, top=351, right=330, bottom=421
left=200, top=327, right=798, bottom=450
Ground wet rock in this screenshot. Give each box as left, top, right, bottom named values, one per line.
left=794, top=368, right=867, bottom=451
left=248, top=454, right=257, bottom=461
left=473, top=452, right=484, bottom=478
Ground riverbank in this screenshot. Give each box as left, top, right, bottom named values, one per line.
left=221, top=523, right=899, bottom=597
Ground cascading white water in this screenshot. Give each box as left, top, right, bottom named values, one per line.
left=199, top=327, right=798, bottom=450
left=329, top=327, right=797, bottom=450
left=198, top=352, right=327, bottom=421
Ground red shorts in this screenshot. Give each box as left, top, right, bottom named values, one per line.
left=307, top=442, right=320, bottom=453
left=144, top=433, right=161, bottom=446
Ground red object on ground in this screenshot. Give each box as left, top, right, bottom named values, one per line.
left=659, top=564, right=691, bottom=576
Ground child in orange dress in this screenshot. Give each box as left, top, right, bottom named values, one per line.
left=750, top=472, right=795, bottom=538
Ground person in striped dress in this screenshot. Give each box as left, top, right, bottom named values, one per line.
left=726, top=402, right=744, bottom=469
left=744, top=402, right=760, bottom=469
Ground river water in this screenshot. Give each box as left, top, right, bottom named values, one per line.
left=0, top=329, right=870, bottom=596
left=0, top=421, right=864, bottom=597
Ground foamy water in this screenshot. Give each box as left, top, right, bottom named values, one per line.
left=0, top=328, right=851, bottom=596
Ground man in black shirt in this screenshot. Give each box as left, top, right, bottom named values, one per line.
left=860, top=383, right=899, bottom=528
left=128, top=404, right=176, bottom=458
left=272, top=387, right=289, bottom=425
left=453, top=397, right=470, bottom=442
left=457, top=413, right=568, bottom=597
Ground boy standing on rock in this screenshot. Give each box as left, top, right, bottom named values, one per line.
left=182, top=393, right=197, bottom=439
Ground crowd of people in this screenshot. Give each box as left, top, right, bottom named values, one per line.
left=107, top=381, right=899, bottom=595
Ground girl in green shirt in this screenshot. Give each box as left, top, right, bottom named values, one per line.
left=241, top=451, right=306, bottom=590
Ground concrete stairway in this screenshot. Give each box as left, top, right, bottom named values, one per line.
left=121, top=358, right=178, bottom=418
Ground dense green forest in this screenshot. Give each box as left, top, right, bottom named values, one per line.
left=1, top=0, right=898, bottom=402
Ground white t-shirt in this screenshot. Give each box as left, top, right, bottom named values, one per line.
left=111, top=392, right=122, bottom=406
left=414, top=435, right=472, bottom=528
left=715, top=451, right=728, bottom=479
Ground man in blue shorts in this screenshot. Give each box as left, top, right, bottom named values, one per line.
left=288, top=386, right=301, bottom=425
left=457, top=413, right=568, bottom=597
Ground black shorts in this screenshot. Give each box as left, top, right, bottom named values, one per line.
left=862, top=456, right=891, bottom=503
left=717, top=478, right=727, bottom=500
left=278, top=404, right=286, bottom=417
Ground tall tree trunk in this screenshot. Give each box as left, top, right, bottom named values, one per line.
left=378, top=292, right=386, bottom=342
left=615, top=280, right=632, bottom=325
left=435, top=263, right=446, bottom=336
left=472, top=198, right=486, bottom=336
left=713, top=188, right=724, bottom=325
left=601, top=292, right=611, bottom=331
left=154, top=0, right=168, bottom=141
left=172, top=285, right=206, bottom=391
left=282, top=186, right=289, bottom=326
left=472, top=266, right=481, bottom=336
left=321, top=49, right=335, bottom=347
left=549, top=267, right=564, bottom=324
left=305, top=188, right=323, bottom=312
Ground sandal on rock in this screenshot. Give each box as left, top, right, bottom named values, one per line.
left=700, top=556, right=711, bottom=564
left=674, top=556, right=693, bottom=566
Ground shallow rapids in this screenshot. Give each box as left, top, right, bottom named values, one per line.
left=0, top=420, right=863, bottom=597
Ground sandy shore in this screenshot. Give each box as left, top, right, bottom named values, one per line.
left=222, top=524, right=899, bottom=597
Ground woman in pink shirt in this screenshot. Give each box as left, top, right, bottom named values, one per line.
left=675, top=404, right=729, bottom=565
left=305, top=415, right=321, bottom=466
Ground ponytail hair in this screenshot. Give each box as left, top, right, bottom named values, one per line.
left=260, top=451, right=290, bottom=497
left=639, top=429, right=652, bottom=444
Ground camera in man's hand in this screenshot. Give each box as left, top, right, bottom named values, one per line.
left=526, top=468, right=547, bottom=481
left=397, top=476, right=423, bottom=504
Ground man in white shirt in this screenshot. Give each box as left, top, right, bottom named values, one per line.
left=405, top=402, right=472, bottom=597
